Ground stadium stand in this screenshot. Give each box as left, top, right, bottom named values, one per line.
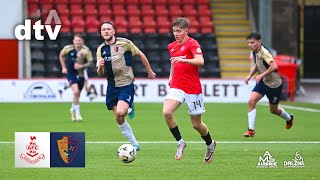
left=28, top=0, right=220, bottom=78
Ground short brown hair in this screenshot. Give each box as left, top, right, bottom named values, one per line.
left=73, top=33, right=84, bottom=40
left=101, top=21, right=115, bottom=30
left=172, top=17, right=189, bottom=29
left=246, top=32, right=261, bottom=40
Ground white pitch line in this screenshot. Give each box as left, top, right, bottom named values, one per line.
left=260, top=103, right=320, bottom=112
left=1, top=141, right=320, bottom=144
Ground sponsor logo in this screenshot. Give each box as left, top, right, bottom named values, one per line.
left=15, top=10, right=61, bottom=40
left=284, top=151, right=305, bottom=168
left=24, top=82, right=56, bottom=99
left=256, top=150, right=278, bottom=168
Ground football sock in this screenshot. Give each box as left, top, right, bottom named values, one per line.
left=170, top=126, right=182, bottom=141
left=201, top=132, right=212, bottom=146
left=73, top=104, right=80, bottom=114
left=279, top=108, right=291, bottom=121
left=248, top=109, right=256, bottom=130
left=118, top=120, right=138, bottom=145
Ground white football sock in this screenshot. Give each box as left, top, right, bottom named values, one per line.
left=73, top=104, right=80, bottom=114
left=119, top=120, right=138, bottom=145
left=248, top=109, right=256, bottom=130
left=279, top=108, right=291, bottom=121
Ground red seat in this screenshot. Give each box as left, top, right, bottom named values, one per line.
left=200, top=27, right=213, bottom=34
left=56, top=5, right=69, bottom=16
left=41, top=4, right=53, bottom=16
left=55, top=0, right=68, bottom=3
left=28, top=5, right=41, bottom=19
left=111, top=0, right=124, bottom=4
left=144, top=27, right=156, bottom=34
left=99, top=15, right=113, bottom=23
left=156, top=16, right=170, bottom=28
left=116, top=27, right=128, bottom=34
left=168, top=5, right=182, bottom=17
left=72, top=18, right=85, bottom=32
left=69, top=0, right=82, bottom=3
left=197, top=0, right=209, bottom=4
left=141, top=8, right=154, bottom=16
left=86, top=18, right=100, bottom=32
left=96, top=0, right=111, bottom=4
left=126, top=0, right=139, bottom=5
left=140, top=0, right=153, bottom=5
left=84, top=5, right=98, bottom=16
left=98, top=5, right=112, bottom=16
left=39, top=0, right=54, bottom=4
left=183, top=0, right=195, bottom=4
left=70, top=9, right=83, bottom=16
left=127, top=5, right=141, bottom=16
left=112, top=5, right=126, bottom=16
left=130, top=27, right=142, bottom=34
left=198, top=8, right=211, bottom=17
left=183, top=5, right=197, bottom=16
left=155, top=5, right=168, bottom=16
left=28, top=0, right=39, bottom=3
left=128, top=17, right=142, bottom=29
left=158, top=26, right=171, bottom=33
left=155, top=0, right=167, bottom=5
left=83, top=0, right=96, bottom=4
left=167, top=0, right=180, bottom=5
left=60, top=16, right=71, bottom=32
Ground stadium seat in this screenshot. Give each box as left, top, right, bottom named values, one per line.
left=139, top=0, right=153, bottom=5
left=155, top=0, right=167, bottom=5
left=84, top=5, right=98, bottom=16
left=183, top=5, right=197, bottom=16
left=41, top=4, right=53, bottom=17
left=127, top=5, right=141, bottom=16
left=141, top=8, right=154, bottom=16
left=197, top=0, right=209, bottom=4
left=71, top=18, right=85, bottom=32
left=31, top=50, right=45, bottom=62
left=155, top=6, right=168, bottom=16
left=70, top=9, right=84, bottom=16
left=112, top=5, right=126, bottom=16
left=96, top=0, right=111, bottom=4
left=83, top=0, right=96, bottom=4
left=55, top=0, right=68, bottom=4
left=128, top=17, right=142, bottom=32
left=126, top=0, right=138, bottom=5
left=56, top=6, right=69, bottom=16
left=28, top=5, right=41, bottom=19
left=98, top=5, right=112, bottom=16
left=39, top=0, right=54, bottom=4
left=167, top=0, right=180, bottom=5
left=32, top=63, right=46, bottom=77
left=45, top=40, right=59, bottom=50
left=168, top=5, right=182, bottom=17
left=69, top=0, right=82, bottom=4
left=28, top=0, right=39, bottom=3
left=30, top=39, right=45, bottom=50
left=86, top=18, right=100, bottom=33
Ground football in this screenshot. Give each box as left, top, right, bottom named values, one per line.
left=117, top=144, right=137, bottom=163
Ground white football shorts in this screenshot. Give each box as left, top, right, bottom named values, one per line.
left=165, top=88, right=206, bottom=115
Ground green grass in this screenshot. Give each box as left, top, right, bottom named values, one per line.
left=1, top=102, right=320, bottom=179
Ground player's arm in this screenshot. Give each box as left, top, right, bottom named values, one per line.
left=135, top=50, right=156, bottom=79
left=59, top=48, right=67, bottom=74
left=245, top=64, right=258, bottom=85
left=170, top=54, right=204, bottom=66
left=96, top=46, right=104, bottom=77
left=168, top=65, right=173, bottom=86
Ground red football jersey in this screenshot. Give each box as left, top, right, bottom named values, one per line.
left=168, top=37, right=203, bottom=94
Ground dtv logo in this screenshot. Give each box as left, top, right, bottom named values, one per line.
left=15, top=10, right=61, bottom=40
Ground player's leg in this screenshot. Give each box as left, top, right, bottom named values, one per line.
left=163, top=88, right=185, bottom=160
left=73, top=77, right=85, bottom=121
left=115, top=84, right=140, bottom=151
left=185, top=93, right=216, bottom=162
left=267, top=84, right=294, bottom=129
left=70, top=83, right=80, bottom=121
left=244, top=81, right=265, bottom=137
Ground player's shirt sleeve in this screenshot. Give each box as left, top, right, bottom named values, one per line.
left=261, top=46, right=274, bottom=65
left=85, top=49, right=93, bottom=62
left=96, top=44, right=103, bottom=67
left=124, top=39, right=139, bottom=56
left=189, top=40, right=203, bottom=56
left=60, top=45, right=68, bottom=56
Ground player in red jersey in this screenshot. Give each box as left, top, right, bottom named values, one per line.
left=162, top=17, right=216, bottom=163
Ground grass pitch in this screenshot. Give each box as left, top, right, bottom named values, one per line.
left=0, top=102, right=319, bottom=179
